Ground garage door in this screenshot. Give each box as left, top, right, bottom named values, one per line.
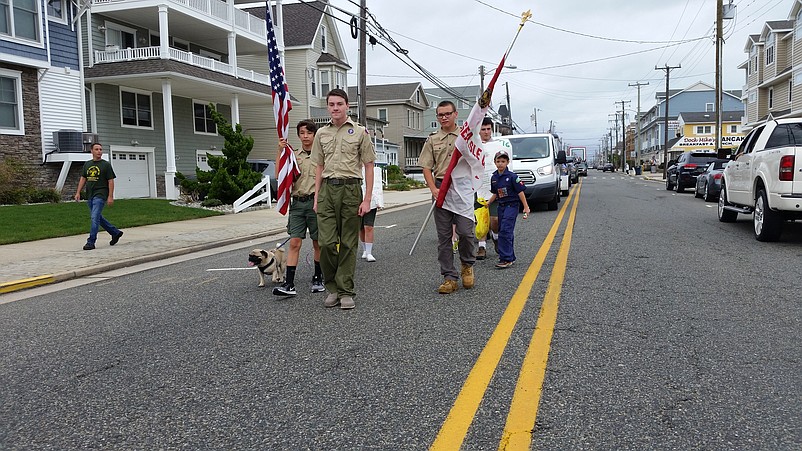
left=111, top=152, right=150, bottom=198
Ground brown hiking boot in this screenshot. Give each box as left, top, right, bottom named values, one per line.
left=461, top=264, right=475, bottom=289
left=438, top=279, right=458, bottom=294
left=476, top=246, right=486, bottom=260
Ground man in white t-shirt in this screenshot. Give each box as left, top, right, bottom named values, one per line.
left=476, top=117, right=505, bottom=259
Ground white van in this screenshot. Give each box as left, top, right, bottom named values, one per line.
left=497, top=133, right=568, bottom=210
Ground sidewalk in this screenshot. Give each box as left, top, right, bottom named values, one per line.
left=0, top=188, right=432, bottom=294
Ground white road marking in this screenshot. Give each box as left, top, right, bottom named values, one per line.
left=381, top=224, right=398, bottom=228
left=206, top=267, right=256, bottom=271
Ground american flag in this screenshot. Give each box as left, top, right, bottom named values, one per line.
left=266, top=2, right=298, bottom=215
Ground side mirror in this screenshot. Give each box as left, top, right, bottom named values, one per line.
left=555, top=150, right=567, bottom=164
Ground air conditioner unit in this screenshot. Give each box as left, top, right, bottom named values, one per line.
left=82, top=132, right=99, bottom=152
left=53, top=130, right=85, bottom=152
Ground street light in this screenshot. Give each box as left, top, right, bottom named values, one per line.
left=479, top=64, right=517, bottom=92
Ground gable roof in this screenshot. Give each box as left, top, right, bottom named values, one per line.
left=244, top=1, right=326, bottom=47
left=347, top=83, right=424, bottom=103
left=424, top=85, right=481, bottom=102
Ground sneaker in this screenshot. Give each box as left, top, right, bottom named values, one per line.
left=109, top=230, right=123, bottom=246
left=340, top=296, right=355, bottom=310
left=83, top=243, right=95, bottom=250
left=495, top=261, right=513, bottom=269
left=438, top=279, right=458, bottom=294
left=324, top=292, right=339, bottom=308
left=476, top=246, right=486, bottom=260
left=311, top=276, right=325, bottom=293
left=365, top=254, right=376, bottom=262
left=272, top=282, right=297, bottom=296
left=461, top=264, right=475, bottom=289
left=361, top=251, right=367, bottom=259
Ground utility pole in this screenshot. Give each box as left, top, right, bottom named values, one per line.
left=656, top=63, right=681, bottom=179
left=715, top=0, right=723, bottom=152
left=357, top=0, right=367, bottom=125
left=616, top=100, right=631, bottom=172
left=505, top=82, right=512, bottom=131
left=629, top=81, right=648, bottom=167
left=479, top=65, right=485, bottom=92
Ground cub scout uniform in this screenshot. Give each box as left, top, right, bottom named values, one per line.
left=310, top=118, right=376, bottom=298
left=491, top=168, right=526, bottom=264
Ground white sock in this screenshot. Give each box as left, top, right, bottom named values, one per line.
left=478, top=240, right=486, bottom=248
left=365, top=243, right=373, bottom=254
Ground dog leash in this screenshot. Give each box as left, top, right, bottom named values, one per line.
left=275, top=237, right=290, bottom=249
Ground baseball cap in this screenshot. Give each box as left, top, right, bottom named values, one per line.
left=494, top=150, right=509, bottom=160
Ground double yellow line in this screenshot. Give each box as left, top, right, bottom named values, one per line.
left=431, top=181, right=582, bottom=451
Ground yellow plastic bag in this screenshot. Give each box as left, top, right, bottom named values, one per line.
left=475, top=197, right=490, bottom=238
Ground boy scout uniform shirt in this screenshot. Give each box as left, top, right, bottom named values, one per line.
left=419, top=128, right=459, bottom=179
left=292, top=148, right=316, bottom=196
left=311, top=119, right=376, bottom=178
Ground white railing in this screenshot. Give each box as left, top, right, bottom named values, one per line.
left=94, top=0, right=263, bottom=38
left=94, top=46, right=269, bottom=87
left=234, top=176, right=272, bottom=213
left=405, top=157, right=419, bottom=167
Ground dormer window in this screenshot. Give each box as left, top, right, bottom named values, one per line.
left=766, top=33, right=775, bottom=66
left=320, top=25, right=327, bottom=52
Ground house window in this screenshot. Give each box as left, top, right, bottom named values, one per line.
left=790, top=79, right=794, bottom=103
left=46, top=0, right=64, bottom=21
left=320, top=70, right=330, bottom=96
left=768, top=87, right=774, bottom=109
left=320, top=25, right=327, bottom=52
left=749, top=45, right=757, bottom=75
left=193, top=101, right=216, bottom=134
left=431, top=121, right=438, bottom=128
left=415, top=90, right=421, bottom=103
left=106, top=23, right=136, bottom=49
left=797, top=9, right=802, bottom=40
left=171, top=37, right=189, bottom=51
left=766, top=34, right=775, bottom=66
left=749, top=90, right=757, bottom=104
left=705, top=103, right=714, bottom=112
left=310, top=70, right=316, bottom=97
left=0, top=0, right=40, bottom=41
left=120, top=89, right=153, bottom=128
left=695, top=125, right=712, bottom=134
left=730, top=125, right=738, bottom=134
left=0, top=70, right=24, bottom=135
left=335, top=71, right=345, bottom=89
left=407, top=109, right=412, bottom=127
left=377, top=108, right=387, bottom=122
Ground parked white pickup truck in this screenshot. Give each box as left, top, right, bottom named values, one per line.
left=718, top=118, right=802, bottom=241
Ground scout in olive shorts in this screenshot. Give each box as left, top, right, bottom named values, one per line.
left=273, top=120, right=325, bottom=297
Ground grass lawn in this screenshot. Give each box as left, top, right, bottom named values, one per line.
left=0, top=199, right=222, bottom=245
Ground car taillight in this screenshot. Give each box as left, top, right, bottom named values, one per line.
left=713, top=173, right=722, bottom=180
left=683, top=164, right=697, bottom=170
left=779, top=155, right=794, bottom=182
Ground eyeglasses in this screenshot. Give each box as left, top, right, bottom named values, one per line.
left=436, top=111, right=455, bottom=119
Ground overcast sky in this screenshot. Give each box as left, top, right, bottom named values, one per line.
left=321, top=0, right=797, bottom=152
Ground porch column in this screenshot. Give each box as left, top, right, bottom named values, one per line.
left=158, top=5, right=169, bottom=59
left=162, top=79, right=178, bottom=199
left=230, top=93, right=239, bottom=126
left=227, top=31, right=237, bottom=72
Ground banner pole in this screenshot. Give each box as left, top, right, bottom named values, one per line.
left=409, top=201, right=436, bottom=256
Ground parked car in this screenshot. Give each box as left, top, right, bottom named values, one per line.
left=566, top=161, right=579, bottom=184
left=718, top=118, right=802, bottom=241
left=694, top=159, right=729, bottom=202
left=576, top=162, right=588, bottom=177
left=665, top=151, right=719, bottom=193
left=602, top=163, right=615, bottom=172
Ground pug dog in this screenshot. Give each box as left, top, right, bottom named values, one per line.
left=247, top=247, right=286, bottom=287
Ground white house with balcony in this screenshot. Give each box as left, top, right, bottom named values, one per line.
left=76, top=0, right=280, bottom=198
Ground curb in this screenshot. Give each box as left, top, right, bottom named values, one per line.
left=1, top=199, right=429, bottom=295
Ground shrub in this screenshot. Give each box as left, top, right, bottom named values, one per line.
left=201, top=198, right=223, bottom=207
left=27, top=188, right=61, bottom=204
left=386, top=164, right=404, bottom=182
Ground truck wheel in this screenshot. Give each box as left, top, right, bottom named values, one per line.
left=717, top=182, right=737, bottom=223
left=547, top=189, right=559, bottom=210
left=754, top=188, right=783, bottom=242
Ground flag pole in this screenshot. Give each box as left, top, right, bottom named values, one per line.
left=409, top=201, right=435, bottom=256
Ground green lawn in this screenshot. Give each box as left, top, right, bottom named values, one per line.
left=0, top=199, right=222, bottom=245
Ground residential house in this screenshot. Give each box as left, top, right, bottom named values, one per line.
left=671, top=111, right=745, bottom=158
left=348, top=82, right=429, bottom=173
left=740, top=18, right=800, bottom=129
left=638, top=81, right=743, bottom=166
left=1, top=0, right=84, bottom=192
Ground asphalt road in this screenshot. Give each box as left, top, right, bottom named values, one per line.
left=1, top=173, right=800, bottom=450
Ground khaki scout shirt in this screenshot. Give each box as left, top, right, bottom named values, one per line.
left=292, top=148, right=316, bottom=197
left=311, top=119, right=376, bottom=179
left=419, top=128, right=459, bottom=179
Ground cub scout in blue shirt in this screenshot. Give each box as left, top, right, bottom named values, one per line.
left=487, top=151, right=530, bottom=269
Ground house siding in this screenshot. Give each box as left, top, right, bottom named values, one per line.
left=39, top=69, right=85, bottom=154
left=48, top=21, right=79, bottom=70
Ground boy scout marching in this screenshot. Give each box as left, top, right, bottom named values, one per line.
left=311, top=88, right=376, bottom=310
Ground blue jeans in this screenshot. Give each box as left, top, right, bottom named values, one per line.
left=86, top=196, right=120, bottom=245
